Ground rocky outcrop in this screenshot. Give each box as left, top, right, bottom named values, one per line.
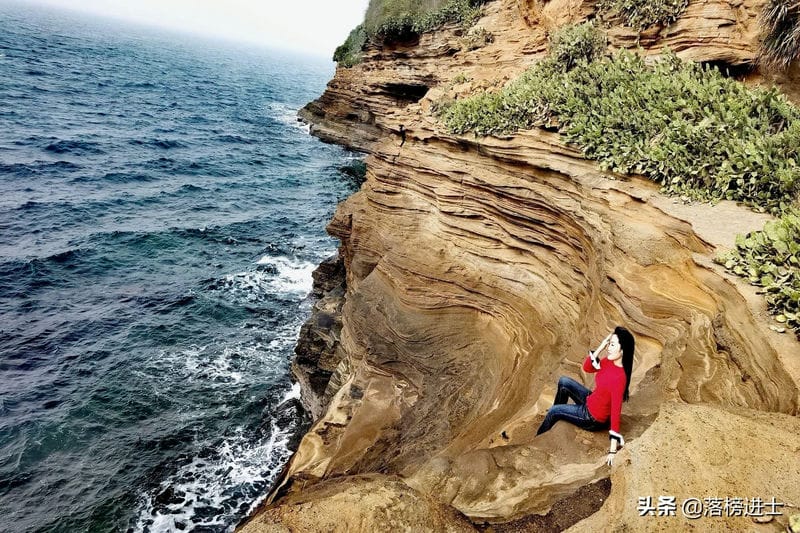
left=292, top=254, right=346, bottom=420
left=240, top=474, right=476, bottom=532
left=570, top=402, right=800, bottom=531
left=242, top=0, right=800, bottom=531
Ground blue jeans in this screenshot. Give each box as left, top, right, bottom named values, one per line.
left=536, top=376, right=607, bottom=435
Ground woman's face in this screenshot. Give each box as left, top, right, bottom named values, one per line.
left=607, top=334, right=621, bottom=360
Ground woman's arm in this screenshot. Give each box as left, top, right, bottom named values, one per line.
left=606, top=380, right=626, bottom=466
left=586, top=332, right=613, bottom=371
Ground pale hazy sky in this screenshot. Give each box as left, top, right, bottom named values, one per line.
left=21, top=0, right=371, bottom=56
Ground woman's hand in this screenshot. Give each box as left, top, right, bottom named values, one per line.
left=589, top=333, right=612, bottom=370
left=607, top=430, right=624, bottom=466
left=594, top=332, right=613, bottom=355
left=589, top=349, right=601, bottom=369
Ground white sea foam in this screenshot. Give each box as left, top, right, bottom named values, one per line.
left=217, top=255, right=315, bottom=303
left=266, top=102, right=309, bottom=133
left=178, top=343, right=256, bottom=385
left=131, top=252, right=318, bottom=531
left=220, top=270, right=271, bottom=302
left=132, top=420, right=295, bottom=533
left=143, top=313, right=303, bottom=392
left=135, top=341, right=303, bottom=531
left=265, top=318, right=305, bottom=354
left=280, top=382, right=301, bottom=405
left=255, top=255, right=315, bottom=296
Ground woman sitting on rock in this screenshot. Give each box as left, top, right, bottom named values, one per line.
left=536, top=326, right=635, bottom=466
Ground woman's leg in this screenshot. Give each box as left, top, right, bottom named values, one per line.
left=553, top=376, right=592, bottom=406
left=536, top=403, right=599, bottom=435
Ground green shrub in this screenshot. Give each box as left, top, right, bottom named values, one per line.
left=547, top=21, right=607, bottom=72
left=717, top=209, right=800, bottom=336
left=597, top=0, right=689, bottom=30
left=460, top=26, right=494, bottom=51
left=363, top=0, right=424, bottom=35
left=439, top=48, right=800, bottom=212
left=367, top=0, right=487, bottom=39
left=759, top=0, right=800, bottom=70
left=333, top=25, right=367, bottom=67
left=334, top=0, right=487, bottom=67
left=439, top=40, right=800, bottom=337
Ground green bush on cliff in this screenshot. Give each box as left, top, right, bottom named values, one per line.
left=597, top=0, right=689, bottom=30
left=334, top=0, right=488, bottom=67
left=717, top=209, right=800, bottom=336
left=759, top=0, right=800, bottom=70
left=333, top=25, right=367, bottom=68
left=435, top=22, right=607, bottom=133
left=547, top=21, right=607, bottom=72
left=438, top=26, right=800, bottom=337
left=365, top=0, right=487, bottom=39
left=439, top=47, right=800, bottom=212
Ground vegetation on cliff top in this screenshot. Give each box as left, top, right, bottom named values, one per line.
left=333, top=0, right=488, bottom=67
left=438, top=22, right=800, bottom=336
left=547, top=21, right=607, bottom=71
left=597, top=0, right=689, bottom=31
left=365, top=0, right=487, bottom=38
left=439, top=25, right=800, bottom=213
left=759, top=0, right=800, bottom=70
left=333, top=25, right=368, bottom=68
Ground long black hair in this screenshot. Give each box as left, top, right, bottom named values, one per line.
left=614, top=326, right=635, bottom=402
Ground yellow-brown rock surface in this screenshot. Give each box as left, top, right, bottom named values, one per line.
left=241, top=1, right=800, bottom=531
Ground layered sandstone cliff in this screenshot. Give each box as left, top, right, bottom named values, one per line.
left=241, top=0, right=800, bottom=531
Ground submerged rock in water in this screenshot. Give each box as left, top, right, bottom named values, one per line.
left=154, top=486, right=186, bottom=508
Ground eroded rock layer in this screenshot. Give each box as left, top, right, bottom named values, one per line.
left=243, top=0, right=800, bottom=531
left=292, top=254, right=346, bottom=419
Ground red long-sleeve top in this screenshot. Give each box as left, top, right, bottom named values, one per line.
left=582, top=356, right=626, bottom=433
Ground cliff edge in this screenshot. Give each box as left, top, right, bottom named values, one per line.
left=241, top=0, right=800, bottom=531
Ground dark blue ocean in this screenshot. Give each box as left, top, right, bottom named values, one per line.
left=0, top=3, right=358, bottom=531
